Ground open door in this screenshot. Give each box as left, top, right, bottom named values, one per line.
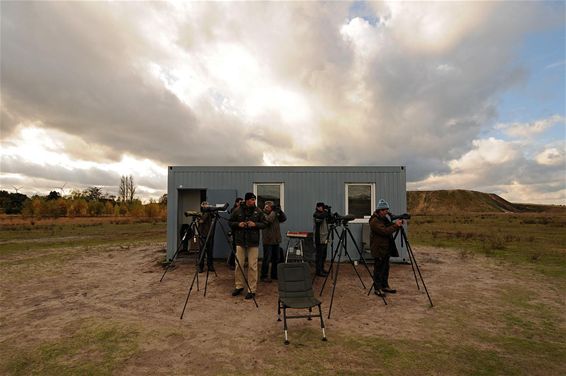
left=177, top=189, right=206, bottom=253
left=206, top=189, right=238, bottom=258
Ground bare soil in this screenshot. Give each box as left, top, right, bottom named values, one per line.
left=1, top=242, right=564, bottom=375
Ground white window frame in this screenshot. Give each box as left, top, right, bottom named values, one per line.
left=345, top=183, right=375, bottom=223
left=253, top=182, right=285, bottom=210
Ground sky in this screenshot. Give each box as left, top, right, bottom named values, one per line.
left=1, top=1, right=565, bottom=204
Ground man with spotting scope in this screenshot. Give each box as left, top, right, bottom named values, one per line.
left=369, top=199, right=403, bottom=297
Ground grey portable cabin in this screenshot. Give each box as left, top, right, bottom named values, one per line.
left=166, top=166, right=409, bottom=263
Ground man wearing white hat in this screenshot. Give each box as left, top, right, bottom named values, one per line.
left=369, top=199, right=403, bottom=297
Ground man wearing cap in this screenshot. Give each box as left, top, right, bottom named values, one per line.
left=260, top=201, right=287, bottom=282
left=229, top=192, right=267, bottom=300
left=198, top=201, right=215, bottom=273
left=313, top=202, right=331, bottom=277
left=369, top=199, right=403, bottom=296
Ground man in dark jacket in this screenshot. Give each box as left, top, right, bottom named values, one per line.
left=260, top=201, right=287, bottom=282
left=313, top=202, right=330, bottom=277
left=229, top=192, right=267, bottom=300
left=369, top=199, right=403, bottom=297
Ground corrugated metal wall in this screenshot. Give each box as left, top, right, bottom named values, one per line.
left=167, top=166, right=408, bottom=262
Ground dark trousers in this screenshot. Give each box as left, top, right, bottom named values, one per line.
left=198, top=237, right=214, bottom=268
left=315, top=242, right=328, bottom=274
left=261, top=244, right=280, bottom=279
left=373, top=255, right=390, bottom=289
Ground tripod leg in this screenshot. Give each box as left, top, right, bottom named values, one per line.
left=346, top=226, right=376, bottom=281
left=160, top=243, right=183, bottom=282
left=341, top=227, right=386, bottom=305
left=340, top=230, right=366, bottom=289
left=327, top=250, right=342, bottom=319
left=403, top=231, right=433, bottom=307
left=284, top=239, right=290, bottom=263
left=206, top=218, right=218, bottom=277
left=204, top=267, right=210, bottom=297
left=401, top=229, right=420, bottom=290
left=326, top=227, right=340, bottom=275
left=180, top=267, right=200, bottom=319
left=319, top=234, right=343, bottom=296
left=160, top=227, right=192, bottom=282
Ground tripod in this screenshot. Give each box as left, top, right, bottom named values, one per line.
left=397, top=226, right=433, bottom=307
left=180, top=213, right=258, bottom=319
left=160, top=215, right=201, bottom=282
left=319, top=221, right=387, bottom=319
left=367, top=226, right=434, bottom=307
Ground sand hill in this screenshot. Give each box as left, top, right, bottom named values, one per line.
left=407, top=189, right=565, bottom=214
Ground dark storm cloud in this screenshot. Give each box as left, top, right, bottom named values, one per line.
left=0, top=2, right=258, bottom=166
left=1, top=1, right=563, bottom=203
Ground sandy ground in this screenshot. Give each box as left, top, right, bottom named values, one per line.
left=1, top=242, right=564, bottom=375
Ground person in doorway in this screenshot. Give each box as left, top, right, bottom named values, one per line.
left=179, top=218, right=191, bottom=254
left=229, top=192, right=267, bottom=300
left=313, top=202, right=331, bottom=277
left=260, top=201, right=287, bottom=282
left=369, top=199, right=403, bottom=296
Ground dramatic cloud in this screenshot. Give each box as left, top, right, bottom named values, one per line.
left=411, top=123, right=566, bottom=204
left=496, top=115, right=565, bottom=139
left=0, top=1, right=564, bottom=203
left=535, top=146, right=565, bottom=166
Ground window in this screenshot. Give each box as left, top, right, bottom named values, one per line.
left=253, top=183, right=284, bottom=210
left=345, top=183, right=375, bottom=220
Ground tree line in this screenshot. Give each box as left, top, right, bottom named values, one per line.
left=0, top=176, right=167, bottom=219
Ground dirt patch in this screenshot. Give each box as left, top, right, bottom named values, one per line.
left=1, top=243, right=564, bottom=375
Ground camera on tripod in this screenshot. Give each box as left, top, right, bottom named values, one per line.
left=201, top=202, right=229, bottom=213
left=328, top=212, right=356, bottom=225
left=184, top=210, right=202, bottom=218
left=389, top=212, right=411, bottom=221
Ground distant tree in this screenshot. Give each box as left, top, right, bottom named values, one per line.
left=159, top=193, right=167, bottom=206
left=84, top=186, right=103, bottom=201
left=70, top=189, right=85, bottom=200
left=119, top=176, right=127, bottom=202
left=127, top=176, right=136, bottom=203
left=145, top=200, right=165, bottom=219
left=46, top=191, right=61, bottom=201
left=104, top=201, right=115, bottom=216
left=119, top=175, right=137, bottom=204
left=21, top=197, right=44, bottom=218
left=87, top=200, right=104, bottom=216
left=67, top=198, right=88, bottom=217
left=118, top=202, right=129, bottom=216
left=129, top=200, right=145, bottom=217
left=101, top=193, right=116, bottom=204
left=0, top=190, right=29, bottom=214
left=44, top=198, right=67, bottom=217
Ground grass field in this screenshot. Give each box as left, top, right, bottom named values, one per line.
left=0, top=218, right=166, bottom=254
left=1, top=214, right=565, bottom=375
left=408, top=212, right=566, bottom=280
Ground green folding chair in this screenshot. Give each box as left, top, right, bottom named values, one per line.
left=277, top=262, right=327, bottom=345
